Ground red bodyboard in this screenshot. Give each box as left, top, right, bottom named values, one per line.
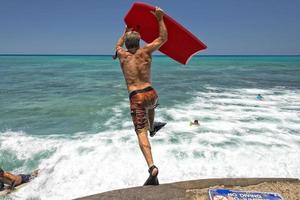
left=124, top=2, right=207, bottom=65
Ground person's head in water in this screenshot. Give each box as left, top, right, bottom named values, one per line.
left=125, top=31, right=141, bottom=51
left=190, top=120, right=200, bottom=126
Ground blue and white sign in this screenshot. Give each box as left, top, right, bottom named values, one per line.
left=209, top=188, right=284, bottom=200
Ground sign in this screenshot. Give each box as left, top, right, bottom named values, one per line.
left=208, top=188, right=284, bottom=200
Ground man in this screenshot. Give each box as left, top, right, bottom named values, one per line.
left=256, top=94, right=264, bottom=100
left=0, top=167, right=38, bottom=191
left=114, top=7, right=167, bottom=185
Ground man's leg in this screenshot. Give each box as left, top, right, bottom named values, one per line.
left=130, top=103, right=154, bottom=167
left=130, top=94, right=158, bottom=178
left=147, top=108, right=155, bottom=131
left=137, top=127, right=154, bottom=167
left=137, top=128, right=158, bottom=176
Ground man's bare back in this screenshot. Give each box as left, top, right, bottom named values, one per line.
left=118, top=48, right=152, bottom=92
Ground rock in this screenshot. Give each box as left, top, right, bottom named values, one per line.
left=75, top=178, right=300, bottom=200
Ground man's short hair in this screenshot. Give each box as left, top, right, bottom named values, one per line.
left=125, top=31, right=140, bottom=49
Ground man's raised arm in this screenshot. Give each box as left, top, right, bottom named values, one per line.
left=113, top=27, right=130, bottom=59
left=144, top=7, right=168, bottom=53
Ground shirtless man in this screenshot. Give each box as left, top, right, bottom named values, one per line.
left=114, top=7, right=167, bottom=185
left=0, top=168, right=38, bottom=191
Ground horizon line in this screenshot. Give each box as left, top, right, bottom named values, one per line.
left=0, top=54, right=299, bottom=57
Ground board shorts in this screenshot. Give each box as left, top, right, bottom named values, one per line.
left=18, top=174, right=33, bottom=184
left=129, top=86, right=158, bottom=134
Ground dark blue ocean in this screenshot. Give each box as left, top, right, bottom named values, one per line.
left=0, top=55, right=299, bottom=199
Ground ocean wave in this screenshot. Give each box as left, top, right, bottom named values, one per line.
left=0, top=87, right=300, bottom=199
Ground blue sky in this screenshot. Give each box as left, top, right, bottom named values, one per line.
left=0, top=0, right=299, bottom=55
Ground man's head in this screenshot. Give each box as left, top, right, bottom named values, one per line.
left=125, top=31, right=141, bottom=50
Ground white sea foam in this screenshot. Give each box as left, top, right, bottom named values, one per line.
left=0, top=87, right=300, bottom=200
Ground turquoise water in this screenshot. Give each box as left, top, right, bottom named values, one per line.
left=1, top=55, right=299, bottom=135
left=0, top=55, right=300, bottom=199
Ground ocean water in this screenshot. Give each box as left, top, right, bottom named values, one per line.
left=0, top=55, right=299, bottom=199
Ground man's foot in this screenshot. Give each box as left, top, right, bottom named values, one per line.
left=150, top=122, right=167, bottom=137
left=144, top=165, right=159, bottom=186
left=31, top=169, right=39, bottom=177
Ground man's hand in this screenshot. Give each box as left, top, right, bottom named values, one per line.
left=9, top=181, right=16, bottom=191
left=6, top=188, right=12, bottom=194
left=154, top=7, right=164, bottom=21
left=125, top=26, right=132, bottom=33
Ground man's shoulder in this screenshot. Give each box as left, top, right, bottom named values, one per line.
left=116, top=47, right=129, bottom=59
left=137, top=48, right=152, bottom=57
